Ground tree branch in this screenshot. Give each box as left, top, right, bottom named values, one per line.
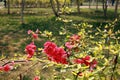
left=110, top=54, right=118, bottom=80
left=1, top=60, right=32, bottom=66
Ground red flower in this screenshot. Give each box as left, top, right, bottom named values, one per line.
left=65, top=42, right=73, bottom=49
left=27, top=30, right=38, bottom=39
left=82, top=55, right=90, bottom=61
left=32, top=33, right=38, bottom=39
left=74, top=59, right=84, bottom=64
left=28, top=30, right=32, bottom=34
left=74, top=56, right=97, bottom=72
left=3, top=65, right=13, bottom=72
left=82, top=55, right=90, bottom=66
left=11, top=61, right=15, bottom=66
left=43, top=41, right=57, bottom=56
left=44, top=41, right=57, bottom=48
left=43, top=41, right=68, bottom=64
left=74, top=55, right=90, bottom=66
left=65, top=34, right=81, bottom=50
left=89, top=59, right=97, bottom=71
left=25, top=42, right=36, bottom=58
left=33, top=76, right=39, bottom=80
left=83, top=61, right=90, bottom=66
left=70, top=34, right=81, bottom=42
left=52, top=47, right=68, bottom=64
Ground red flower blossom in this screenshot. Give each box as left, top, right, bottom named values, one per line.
left=83, top=55, right=90, bottom=61
left=83, top=61, right=90, bottom=66
left=52, top=47, right=68, bottom=64
left=65, top=42, right=73, bottom=49
left=43, top=41, right=68, bottom=64
left=89, top=59, right=97, bottom=71
left=33, top=76, right=39, bottom=80
left=74, top=56, right=97, bottom=72
left=44, top=41, right=57, bottom=48
left=43, top=41, right=57, bottom=56
left=25, top=42, right=36, bottom=58
left=65, top=34, right=81, bottom=50
left=11, top=61, right=15, bottom=66
left=3, top=65, right=13, bottom=72
left=70, top=34, right=81, bottom=42
left=27, top=30, right=38, bottom=39
left=32, top=33, right=38, bottom=39
left=74, top=55, right=90, bottom=66
left=82, top=55, right=90, bottom=66
left=28, top=30, right=32, bottom=34
left=74, top=59, right=84, bottom=64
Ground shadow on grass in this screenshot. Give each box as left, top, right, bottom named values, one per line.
left=66, top=9, right=116, bottom=21
left=19, top=16, right=75, bottom=35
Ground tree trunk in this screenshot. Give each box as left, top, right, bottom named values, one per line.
left=114, top=0, right=119, bottom=18
left=7, top=0, right=10, bottom=14
left=76, top=0, right=80, bottom=14
left=4, top=0, right=7, bottom=8
left=89, top=0, right=91, bottom=9
left=62, top=0, right=66, bottom=7
left=50, top=0, right=60, bottom=17
left=21, top=0, right=25, bottom=24
left=70, top=0, right=73, bottom=6
left=103, top=0, right=108, bottom=18
left=96, top=0, right=98, bottom=10
left=111, top=0, right=115, bottom=6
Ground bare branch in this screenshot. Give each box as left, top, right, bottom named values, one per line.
left=1, top=60, right=32, bottom=66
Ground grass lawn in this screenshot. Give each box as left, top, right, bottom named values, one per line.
left=0, top=7, right=120, bottom=79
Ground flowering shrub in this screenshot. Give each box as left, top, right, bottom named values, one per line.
left=25, top=42, right=36, bottom=59
left=27, top=30, right=38, bottom=39
left=43, top=41, right=68, bottom=64
left=0, top=61, right=14, bottom=72
left=0, top=19, right=120, bottom=80
left=65, top=34, right=81, bottom=50
left=24, top=29, right=38, bottom=59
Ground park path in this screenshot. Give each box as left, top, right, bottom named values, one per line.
left=77, top=5, right=118, bottom=9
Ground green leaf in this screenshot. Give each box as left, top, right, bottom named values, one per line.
left=89, top=77, right=94, bottom=80
left=65, top=78, right=72, bottom=80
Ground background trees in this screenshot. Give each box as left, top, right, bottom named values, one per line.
left=50, top=0, right=60, bottom=17
left=76, top=0, right=81, bottom=14
left=0, top=0, right=119, bottom=21
left=114, top=0, right=119, bottom=17
left=7, top=0, right=10, bottom=14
